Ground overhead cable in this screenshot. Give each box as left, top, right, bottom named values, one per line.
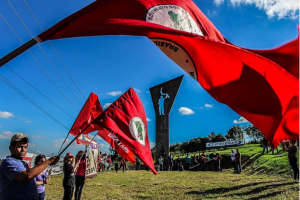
left=0, top=11, right=79, bottom=111
left=6, top=0, right=82, bottom=107
left=23, top=0, right=87, bottom=101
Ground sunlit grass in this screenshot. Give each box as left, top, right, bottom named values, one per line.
left=46, top=170, right=299, bottom=199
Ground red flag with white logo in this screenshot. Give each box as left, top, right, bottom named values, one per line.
left=92, top=88, right=156, bottom=174
left=97, top=129, right=136, bottom=163
left=37, top=0, right=298, bottom=147
left=70, top=92, right=103, bottom=138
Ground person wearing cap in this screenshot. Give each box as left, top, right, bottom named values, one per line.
left=63, top=152, right=80, bottom=200
left=0, top=133, right=60, bottom=200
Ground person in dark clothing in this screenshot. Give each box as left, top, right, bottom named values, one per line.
left=262, top=137, right=269, bottom=154
left=75, top=151, right=87, bottom=200
left=115, top=159, right=119, bottom=172
left=136, top=156, right=141, bottom=171
left=63, top=152, right=79, bottom=200
left=177, top=156, right=183, bottom=171
left=283, top=140, right=299, bottom=180
left=213, top=153, right=222, bottom=172
left=119, top=157, right=126, bottom=172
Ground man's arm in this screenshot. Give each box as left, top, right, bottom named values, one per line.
left=14, top=156, right=59, bottom=182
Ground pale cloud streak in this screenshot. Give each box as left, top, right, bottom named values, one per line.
left=204, top=103, right=214, bottom=108
left=103, top=103, right=112, bottom=109
left=146, top=118, right=152, bottom=122
left=214, top=0, right=299, bottom=19
left=179, top=107, right=195, bottom=115
left=233, top=116, right=249, bottom=124
left=0, top=111, right=13, bottom=119
left=107, top=91, right=122, bottom=97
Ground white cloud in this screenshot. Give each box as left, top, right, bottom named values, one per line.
left=103, top=103, right=112, bottom=109
left=0, top=131, right=15, bottom=139
left=21, top=117, right=33, bottom=123
left=146, top=118, right=151, bottom=122
left=0, top=111, right=13, bottom=119
left=145, top=91, right=150, bottom=94
left=53, top=139, right=70, bottom=147
left=134, top=88, right=141, bottom=93
left=214, top=0, right=299, bottom=19
left=233, top=116, right=249, bottom=124
left=179, top=107, right=195, bottom=115
left=107, top=91, right=122, bottom=97
left=31, top=134, right=46, bottom=139
left=204, top=103, right=214, bottom=108
left=214, top=0, right=225, bottom=6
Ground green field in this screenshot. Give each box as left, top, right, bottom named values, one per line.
left=47, top=171, right=299, bottom=199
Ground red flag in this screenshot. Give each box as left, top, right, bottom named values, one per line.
left=97, top=129, right=136, bottom=164
left=93, top=88, right=156, bottom=174
left=70, top=92, right=103, bottom=137
left=37, top=0, right=299, bottom=147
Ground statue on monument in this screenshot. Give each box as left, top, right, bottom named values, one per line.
left=158, top=87, right=170, bottom=115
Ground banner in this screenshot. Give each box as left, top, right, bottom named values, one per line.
left=86, top=146, right=97, bottom=178
left=206, top=140, right=245, bottom=148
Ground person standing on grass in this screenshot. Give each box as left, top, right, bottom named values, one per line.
left=184, top=153, right=191, bottom=171
left=119, top=157, right=126, bottom=172
left=213, top=153, right=222, bottom=172
left=0, top=133, right=59, bottom=200
left=168, top=154, right=174, bottom=171
left=177, top=156, right=182, bottom=171
left=136, top=156, right=141, bottom=171
left=262, top=137, right=269, bottom=154
left=282, top=140, right=299, bottom=181
left=34, top=154, right=52, bottom=200
left=158, top=156, right=164, bottom=171
left=75, top=151, right=87, bottom=200
left=235, top=149, right=242, bottom=174
left=193, top=154, right=198, bottom=166
left=107, top=156, right=112, bottom=171
left=231, top=149, right=236, bottom=172
left=63, top=152, right=79, bottom=200
left=200, top=151, right=206, bottom=171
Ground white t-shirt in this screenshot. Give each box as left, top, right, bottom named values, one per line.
left=231, top=153, right=236, bottom=161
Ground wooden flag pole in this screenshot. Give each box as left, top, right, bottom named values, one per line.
left=0, top=39, right=37, bottom=67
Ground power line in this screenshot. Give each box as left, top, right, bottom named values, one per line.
left=7, top=66, right=75, bottom=119
left=6, top=0, right=83, bottom=107
left=0, top=12, right=79, bottom=112
left=0, top=74, right=69, bottom=130
left=23, top=0, right=87, bottom=101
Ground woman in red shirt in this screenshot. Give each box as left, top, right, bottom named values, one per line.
left=75, top=150, right=87, bottom=200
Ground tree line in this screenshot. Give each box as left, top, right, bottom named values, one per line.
left=170, top=125, right=264, bottom=153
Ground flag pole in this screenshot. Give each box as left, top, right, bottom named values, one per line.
left=0, top=39, right=37, bottom=67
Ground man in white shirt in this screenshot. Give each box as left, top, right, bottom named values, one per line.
left=231, top=149, right=236, bottom=173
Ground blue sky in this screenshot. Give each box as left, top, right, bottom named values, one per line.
left=0, top=0, right=298, bottom=158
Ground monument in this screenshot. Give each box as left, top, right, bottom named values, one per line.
left=150, top=75, right=184, bottom=169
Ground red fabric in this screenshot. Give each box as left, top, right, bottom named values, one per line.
left=37, top=0, right=299, bottom=147
left=97, top=129, right=136, bottom=164
left=247, top=36, right=299, bottom=78
left=70, top=92, right=103, bottom=138
left=94, top=88, right=157, bottom=174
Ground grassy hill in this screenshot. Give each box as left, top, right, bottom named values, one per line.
left=172, top=144, right=297, bottom=176
left=46, top=171, right=299, bottom=199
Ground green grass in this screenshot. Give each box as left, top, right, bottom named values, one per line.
left=172, top=144, right=298, bottom=176
left=46, top=171, right=299, bottom=199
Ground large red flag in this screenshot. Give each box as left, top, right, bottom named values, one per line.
left=70, top=92, right=103, bottom=137
left=92, top=88, right=156, bottom=174
left=97, top=129, right=136, bottom=164
left=36, top=0, right=299, bottom=147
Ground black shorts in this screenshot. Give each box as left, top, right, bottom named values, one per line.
left=168, top=162, right=173, bottom=167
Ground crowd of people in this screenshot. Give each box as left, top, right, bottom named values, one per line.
left=0, top=133, right=298, bottom=200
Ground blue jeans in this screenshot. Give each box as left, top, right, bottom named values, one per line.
left=38, top=191, right=45, bottom=200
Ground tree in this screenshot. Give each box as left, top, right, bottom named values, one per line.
left=225, top=125, right=244, bottom=140
left=212, top=134, right=226, bottom=142
left=208, top=132, right=216, bottom=141
left=170, top=142, right=181, bottom=152
left=199, top=137, right=210, bottom=151
left=243, top=125, right=264, bottom=142
left=188, top=138, right=202, bottom=152
left=181, top=141, right=189, bottom=153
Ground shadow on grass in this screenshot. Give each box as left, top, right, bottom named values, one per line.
left=185, top=180, right=298, bottom=197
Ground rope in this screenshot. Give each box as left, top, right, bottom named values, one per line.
left=22, top=0, right=86, bottom=101
left=0, top=12, right=78, bottom=111
left=0, top=74, right=69, bottom=130
left=6, top=0, right=82, bottom=109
